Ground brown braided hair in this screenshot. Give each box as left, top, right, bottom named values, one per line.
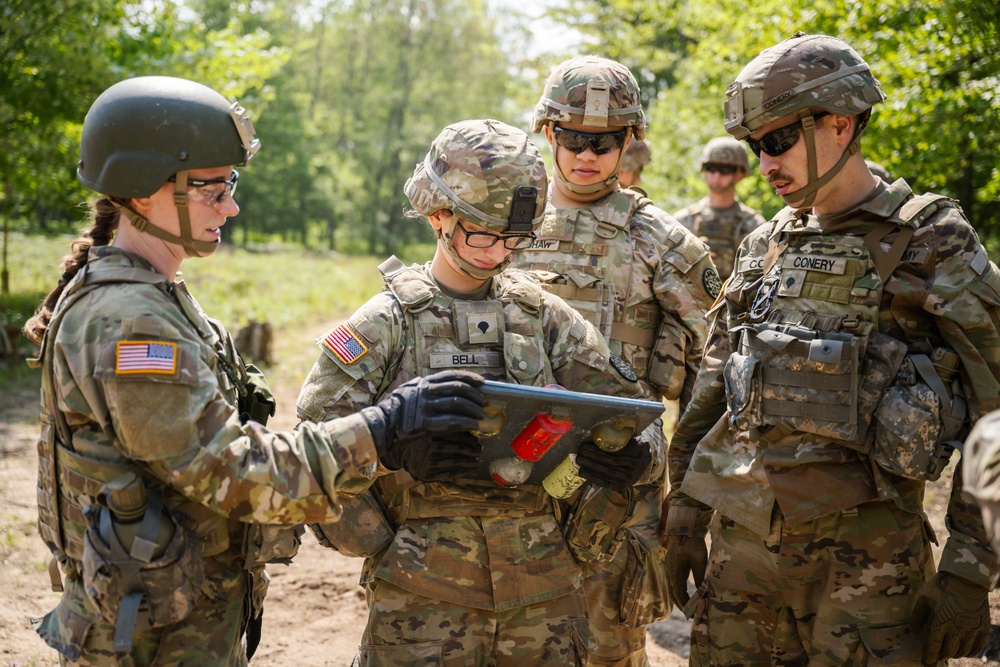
left=23, top=198, right=122, bottom=344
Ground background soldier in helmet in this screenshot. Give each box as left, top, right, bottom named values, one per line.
left=664, top=33, right=1000, bottom=666
left=513, top=55, right=719, bottom=667
left=297, top=119, right=663, bottom=665
left=24, top=76, right=483, bottom=666
left=619, top=138, right=652, bottom=190
left=673, top=137, right=766, bottom=280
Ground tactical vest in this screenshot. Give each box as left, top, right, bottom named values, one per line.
left=369, top=258, right=561, bottom=522
left=32, top=256, right=288, bottom=588
left=679, top=199, right=757, bottom=279
left=724, top=194, right=964, bottom=462
left=513, top=189, right=660, bottom=383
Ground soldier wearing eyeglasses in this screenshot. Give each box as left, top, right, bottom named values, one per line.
left=665, top=32, right=1000, bottom=666
left=673, top=137, right=766, bottom=280
left=297, top=119, right=663, bottom=665
left=512, top=55, right=720, bottom=667
left=25, top=76, right=485, bottom=666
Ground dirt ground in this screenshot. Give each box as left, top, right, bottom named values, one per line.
left=1, top=322, right=998, bottom=666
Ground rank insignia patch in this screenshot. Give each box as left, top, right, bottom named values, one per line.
left=116, top=341, right=178, bottom=375
left=322, top=324, right=368, bottom=364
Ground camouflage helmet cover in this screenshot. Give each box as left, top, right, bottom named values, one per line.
left=404, top=119, right=548, bottom=234
left=78, top=76, right=259, bottom=198
left=699, top=137, right=750, bottom=173
left=531, top=55, right=645, bottom=140
left=622, top=139, right=652, bottom=172
left=724, top=33, right=885, bottom=140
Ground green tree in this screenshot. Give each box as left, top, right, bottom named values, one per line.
left=547, top=0, right=1000, bottom=245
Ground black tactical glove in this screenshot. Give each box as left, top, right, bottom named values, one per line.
left=361, top=370, right=486, bottom=477
left=405, top=431, right=484, bottom=482
left=576, top=437, right=651, bottom=492
left=911, top=572, right=990, bottom=666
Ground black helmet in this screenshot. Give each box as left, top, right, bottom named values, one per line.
left=78, top=76, right=259, bottom=198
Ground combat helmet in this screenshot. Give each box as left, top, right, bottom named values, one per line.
left=532, top=55, right=645, bottom=198
left=78, top=76, right=260, bottom=256
left=623, top=139, right=652, bottom=173
left=405, top=119, right=548, bottom=279
left=724, top=33, right=885, bottom=209
left=531, top=56, right=645, bottom=139
left=699, top=137, right=750, bottom=174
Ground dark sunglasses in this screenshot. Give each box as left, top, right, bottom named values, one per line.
left=553, top=126, right=629, bottom=155
left=703, top=163, right=739, bottom=175
left=746, top=112, right=829, bottom=158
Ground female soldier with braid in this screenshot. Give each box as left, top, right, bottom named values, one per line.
left=24, top=76, right=483, bottom=666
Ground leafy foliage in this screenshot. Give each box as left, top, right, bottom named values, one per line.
left=2, top=0, right=997, bottom=266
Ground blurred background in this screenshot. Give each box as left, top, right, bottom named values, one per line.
left=2, top=0, right=999, bottom=284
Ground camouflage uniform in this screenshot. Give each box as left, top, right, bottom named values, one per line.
left=674, top=136, right=766, bottom=280
left=673, top=199, right=765, bottom=280
left=964, top=410, right=1000, bottom=554
left=32, top=246, right=378, bottom=666
left=523, top=55, right=720, bottom=666
left=298, top=119, right=665, bottom=666
left=666, top=34, right=1000, bottom=666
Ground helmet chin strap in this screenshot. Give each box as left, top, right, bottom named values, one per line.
left=115, top=171, right=220, bottom=257
left=550, top=129, right=628, bottom=203
left=439, top=217, right=508, bottom=281
left=780, top=112, right=865, bottom=211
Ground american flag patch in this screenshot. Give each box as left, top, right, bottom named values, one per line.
left=321, top=324, right=368, bottom=365
left=116, top=341, right=178, bottom=375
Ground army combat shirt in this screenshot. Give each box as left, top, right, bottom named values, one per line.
left=670, top=179, right=1000, bottom=589
left=297, top=263, right=663, bottom=611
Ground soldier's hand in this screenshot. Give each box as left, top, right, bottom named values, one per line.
left=910, top=572, right=989, bottom=666
left=398, top=432, right=483, bottom=482
left=362, top=370, right=486, bottom=471
left=665, top=531, right=707, bottom=610
left=576, top=437, right=651, bottom=492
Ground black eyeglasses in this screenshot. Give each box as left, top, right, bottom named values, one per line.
left=169, top=169, right=239, bottom=208
left=703, top=163, right=739, bottom=175
left=552, top=126, right=629, bottom=155
left=746, top=112, right=829, bottom=158
left=456, top=219, right=535, bottom=250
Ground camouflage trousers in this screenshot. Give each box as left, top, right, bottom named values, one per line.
left=356, top=579, right=594, bottom=666
left=34, top=562, right=250, bottom=666
left=687, top=501, right=935, bottom=666
left=583, top=501, right=670, bottom=666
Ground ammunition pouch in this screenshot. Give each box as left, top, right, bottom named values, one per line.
left=240, top=363, right=276, bottom=426
left=872, top=352, right=966, bottom=481
left=81, top=487, right=203, bottom=655
left=726, top=323, right=906, bottom=448
left=619, top=527, right=670, bottom=628
left=562, top=486, right=637, bottom=564
left=309, top=490, right=395, bottom=558
left=243, top=524, right=305, bottom=568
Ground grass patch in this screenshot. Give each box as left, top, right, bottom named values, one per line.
left=0, top=232, right=421, bottom=392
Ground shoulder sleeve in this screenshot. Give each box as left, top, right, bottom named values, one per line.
left=297, top=292, right=403, bottom=422
left=633, top=206, right=717, bottom=403
left=540, top=291, right=643, bottom=399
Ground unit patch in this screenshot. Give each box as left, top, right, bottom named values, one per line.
left=116, top=341, right=178, bottom=375
left=703, top=267, right=723, bottom=300
left=609, top=354, right=638, bottom=383
left=321, top=324, right=368, bottom=365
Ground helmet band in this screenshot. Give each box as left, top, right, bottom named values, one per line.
left=423, top=156, right=544, bottom=230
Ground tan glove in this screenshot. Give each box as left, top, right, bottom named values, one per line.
left=910, top=572, right=989, bottom=666
left=663, top=503, right=711, bottom=610
left=665, top=530, right=707, bottom=610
